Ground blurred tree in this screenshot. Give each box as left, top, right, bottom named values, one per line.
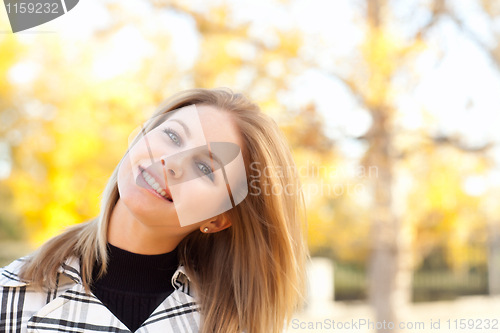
left=0, top=32, right=27, bottom=242
left=453, top=0, right=500, bottom=298
left=281, top=103, right=371, bottom=263
left=316, top=0, right=497, bottom=331
left=407, top=144, right=489, bottom=269
left=2, top=35, right=158, bottom=244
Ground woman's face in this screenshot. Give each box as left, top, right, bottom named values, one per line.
left=117, top=104, right=246, bottom=233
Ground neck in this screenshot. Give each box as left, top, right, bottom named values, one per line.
left=107, top=198, right=185, bottom=254
left=92, top=242, right=179, bottom=293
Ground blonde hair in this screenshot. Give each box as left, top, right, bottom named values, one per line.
left=19, top=87, right=309, bottom=333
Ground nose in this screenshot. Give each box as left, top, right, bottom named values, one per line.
left=161, top=158, right=183, bottom=179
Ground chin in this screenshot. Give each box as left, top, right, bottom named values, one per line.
left=122, top=190, right=180, bottom=227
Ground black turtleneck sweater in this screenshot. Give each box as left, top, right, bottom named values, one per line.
left=90, top=243, right=180, bottom=332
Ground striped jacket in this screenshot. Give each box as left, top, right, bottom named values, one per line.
left=0, top=255, right=201, bottom=333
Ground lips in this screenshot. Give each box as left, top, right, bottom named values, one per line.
left=138, top=165, right=173, bottom=202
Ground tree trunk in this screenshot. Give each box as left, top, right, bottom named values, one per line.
left=366, top=109, right=401, bottom=332
left=364, top=1, right=413, bottom=331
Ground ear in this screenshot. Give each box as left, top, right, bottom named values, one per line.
left=201, top=214, right=232, bottom=233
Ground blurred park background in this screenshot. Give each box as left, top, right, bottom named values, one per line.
left=1, top=0, right=500, bottom=332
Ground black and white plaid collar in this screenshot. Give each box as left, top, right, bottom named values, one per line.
left=0, top=255, right=192, bottom=292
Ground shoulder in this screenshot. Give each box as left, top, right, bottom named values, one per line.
left=0, top=255, right=84, bottom=330
left=0, top=254, right=79, bottom=288
left=0, top=256, right=32, bottom=287
left=0, top=254, right=79, bottom=300
left=0, top=256, right=56, bottom=333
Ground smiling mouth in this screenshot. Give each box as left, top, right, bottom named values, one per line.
left=139, top=166, right=173, bottom=202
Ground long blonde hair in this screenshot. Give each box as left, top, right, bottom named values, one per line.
left=19, top=87, right=309, bottom=333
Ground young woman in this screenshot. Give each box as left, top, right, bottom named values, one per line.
left=0, top=88, right=309, bottom=333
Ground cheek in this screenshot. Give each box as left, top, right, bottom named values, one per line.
left=172, top=173, right=233, bottom=226
left=117, top=153, right=139, bottom=201
left=127, top=136, right=168, bottom=177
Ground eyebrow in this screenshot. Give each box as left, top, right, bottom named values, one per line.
left=169, top=119, right=191, bottom=139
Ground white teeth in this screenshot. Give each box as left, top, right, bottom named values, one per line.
left=141, top=169, right=172, bottom=201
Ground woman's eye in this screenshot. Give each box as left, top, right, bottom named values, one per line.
left=163, top=128, right=181, bottom=147
left=197, top=162, right=214, bottom=182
